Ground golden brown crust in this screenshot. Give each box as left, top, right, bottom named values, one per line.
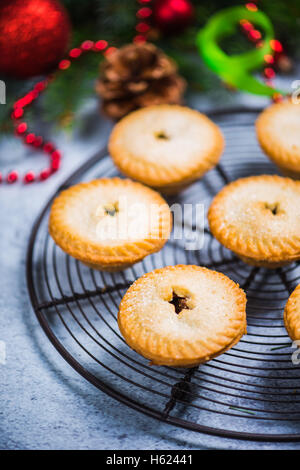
left=208, top=175, right=300, bottom=268
left=118, top=265, right=247, bottom=367
left=109, top=104, right=224, bottom=193
left=284, top=284, right=300, bottom=341
left=256, top=99, right=300, bottom=176
left=49, top=177, right=172, bottom=271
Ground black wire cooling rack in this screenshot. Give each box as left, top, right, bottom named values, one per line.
left=27, top=107, right=300, bottom=442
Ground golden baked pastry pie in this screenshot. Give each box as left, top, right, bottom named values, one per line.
left=49, top=178, right=172, bottom=272
left=109, top=104, right=224, bottom=194
left=256, top=99, right=300, bottom=178
left=284, top=284, right=300, bottom=341
left=118, top=265, right=247, bottom=367
left=208, top=175, right=300, bottom=268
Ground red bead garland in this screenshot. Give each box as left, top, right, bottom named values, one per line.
left=241, top=1, right=284, bottom=101
left=6, top=38, right=111, bottom=185
left=134, top=0, right=153, bottom=43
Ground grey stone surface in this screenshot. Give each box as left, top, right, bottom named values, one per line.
left=1, top=88, right=300, bottom=450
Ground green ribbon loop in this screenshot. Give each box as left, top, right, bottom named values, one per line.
left=196, top=6, right=285, bottom=96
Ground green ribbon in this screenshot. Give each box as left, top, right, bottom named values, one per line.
left=196, top=6, right=284, bottom=96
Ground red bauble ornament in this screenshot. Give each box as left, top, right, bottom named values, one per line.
left=0, top=0, right=71, bottom=79
left=153, top=0, right=194, bottom=33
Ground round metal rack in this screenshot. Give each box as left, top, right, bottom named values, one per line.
left=27, top=108, right=300, bottom=442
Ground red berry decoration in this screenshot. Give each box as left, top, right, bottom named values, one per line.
left=153, top=0, right=194, bottom=34
left=44, top=143, right=55, bottom=153
left=33, top=136, right=43, bottom=148
left=24, top=171, right=35, bottom=184
left=40, top=169, right=51, bottom=181
left=51, top=159, right=61, bottom=172
left=0, top=0, right=71, bottom=79
left=16, top=123, right=27, bottom=135
left=13, top=108, right=24, bottom=119
left=7, top=171, right=19, bottom=184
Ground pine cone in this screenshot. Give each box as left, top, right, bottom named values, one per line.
left=96, top=43, right=186, bottom=120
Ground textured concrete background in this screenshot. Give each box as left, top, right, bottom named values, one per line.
left=1, top=86, right=300, bottom=450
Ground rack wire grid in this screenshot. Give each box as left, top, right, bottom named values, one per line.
left=27, top=107, right=300, bottom=442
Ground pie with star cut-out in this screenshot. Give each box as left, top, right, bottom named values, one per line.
left=109, top=104, right=224, bottom=195
left=256, top=99, right=300, bottom=179
left=208, top=175, right=300, bottom=268
left=49, top=177, right=172, bottom=271
left=118, top=265, right=247, bottom=367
